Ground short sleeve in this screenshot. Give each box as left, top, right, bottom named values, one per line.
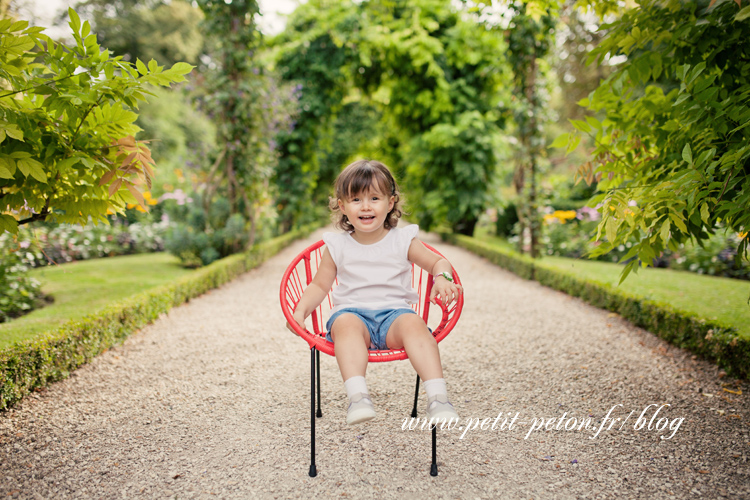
left=322, top=231, right=342, bottom=267
left=402, top=224, right=419, bottom=242
left=399, top=224, right=419, bottom=258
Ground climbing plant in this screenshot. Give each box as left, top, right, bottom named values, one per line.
left=505, top=1, right=556, bottom=257
left=272, top=2, right=354, bottom=232
left=195, top=0, right=296, bottom=244
left=274, top=0, right=509, bottom=236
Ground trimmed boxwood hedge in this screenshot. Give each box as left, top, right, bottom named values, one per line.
left=445, top=233, right=750, bottom=380
left=0, top=225, right=320, bottom=411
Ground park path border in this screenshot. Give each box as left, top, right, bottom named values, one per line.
left=0, top=224, right=322, bottom=411
left=444, top=233, right=750, bottom=379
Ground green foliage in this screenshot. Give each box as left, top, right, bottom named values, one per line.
left=495, top=202, right=519, bottom=237
left=134, top=85, right=216, bottom=184
left=367, top=1, right=508, bottom=235
left=273, top=11, right=351, bottom=231
left=163, top=196, right=249, bottom=267
left=0, top=247, right=42, bottom=323
left=0, top=10, right=194, bottom=234
left=543, top=218, right=601, bottom=259
left=0, top=224, right=321, bottom=410
left=0, top=219, right=168, bottom=268
left=273, top=0, right=509, bottom=235
left=504, top=1, right=556, bottom=255
left=669, top=229, right=750, bottom=280
left=562, top=0, right=750, bottom=283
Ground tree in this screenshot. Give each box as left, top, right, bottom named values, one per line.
left=0, top=9, right=193, bottom=234
left=73, top=0, right=205, bottom=66
left=561, top=0, right=750, bottom=282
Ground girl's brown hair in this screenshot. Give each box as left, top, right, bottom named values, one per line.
left=329, top=159, right=403, bottom=232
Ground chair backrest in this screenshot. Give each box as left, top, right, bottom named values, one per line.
left=280, top=239, right=463, bottom=362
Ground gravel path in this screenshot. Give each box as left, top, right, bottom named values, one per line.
left=1, top=227, right=749, bottom=499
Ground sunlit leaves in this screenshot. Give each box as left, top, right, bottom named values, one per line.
left=551, top=0, right=750, bottom=281
left=0, top=9, right=195, bottom=233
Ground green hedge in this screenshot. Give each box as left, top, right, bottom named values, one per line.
left=0, top=225, right=320, bottom=411
left=445, top=233, right=750, bottom=380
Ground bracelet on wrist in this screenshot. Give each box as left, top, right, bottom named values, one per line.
left=434, top=271, right=453, bottom=283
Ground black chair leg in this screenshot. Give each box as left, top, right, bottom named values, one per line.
left=309, top=347, right=317, bottom=477
left=316, top=350, right=322, bottom=418
left=430, top=425, right=438, bottom=476
left=411, top=374, right=420, bottom=418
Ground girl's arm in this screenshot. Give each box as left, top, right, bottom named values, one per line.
left=287, top=247, right=337, bottom=335
left=407, top=239, right=463, bottom=306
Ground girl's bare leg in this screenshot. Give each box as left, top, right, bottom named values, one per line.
left=385, top=313, right=444, bottom=380
left=330, top=313, right=371, bottom=381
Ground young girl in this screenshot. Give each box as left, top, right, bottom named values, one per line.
left=287, top=159, right=462, bottom=425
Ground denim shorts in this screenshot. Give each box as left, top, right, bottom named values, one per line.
left=325, top=308, right=417, bottom=350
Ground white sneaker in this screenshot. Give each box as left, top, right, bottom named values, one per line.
left=427, top=394, right=459, bottom=423
left=346, top=393, right=376, bottom=425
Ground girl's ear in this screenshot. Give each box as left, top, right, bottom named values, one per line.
left=338, top=198, right=346, bottom=214
left=388, top=195, right=395, bottom=211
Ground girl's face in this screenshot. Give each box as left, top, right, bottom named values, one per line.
left=338, top=186, right=395, bottom=235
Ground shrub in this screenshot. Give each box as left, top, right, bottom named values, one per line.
left=163, top=196, right=251, bottom=267
left=669, top=230, right=750, bottom=281
left=495, top=202, right=519, bottom=237
left=0, top=248, right=44, bottom=323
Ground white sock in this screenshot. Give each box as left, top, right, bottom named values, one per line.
left=423, top=378, right=448, bottom=399
left=344, top=376, right=368, bottom=400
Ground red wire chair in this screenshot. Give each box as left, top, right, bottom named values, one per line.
left=280, top=239, right=463, bottom=477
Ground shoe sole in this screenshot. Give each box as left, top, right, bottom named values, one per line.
left=347, top=409, right=376, bottom=425
left=427, top=411, right=460, bottom=423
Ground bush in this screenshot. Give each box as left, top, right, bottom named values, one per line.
left=0, top=248, right=44, bottom=323
left=539, top=212, right=750, bottom=280
left=163, top=196, right=250, bottom=267
left=495, top=203, right=519, bottom=237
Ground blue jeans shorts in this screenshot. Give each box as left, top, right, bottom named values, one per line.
left=325, top=308, right=417, bottom=350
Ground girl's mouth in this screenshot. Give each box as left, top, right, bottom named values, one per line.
left=360, top=216, right=375, bottom=220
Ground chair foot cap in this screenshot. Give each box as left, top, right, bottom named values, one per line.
left=430, top=464, right=438, bottom=476
left=309, top=465, right=317, bottom=477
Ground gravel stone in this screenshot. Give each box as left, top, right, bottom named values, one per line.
left=1, top=227, right=748, bottom=499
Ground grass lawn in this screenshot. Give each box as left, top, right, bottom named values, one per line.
left=475, top=232, right=750, bottom=339
left=0, top=253, right=194, bottom=349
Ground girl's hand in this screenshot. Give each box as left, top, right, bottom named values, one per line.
left=430, top=277, right=463, bottom=306
left=286, top=309, right=306, bottom=336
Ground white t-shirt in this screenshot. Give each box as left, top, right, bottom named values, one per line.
left=323, top=224, right=420, bottom=315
